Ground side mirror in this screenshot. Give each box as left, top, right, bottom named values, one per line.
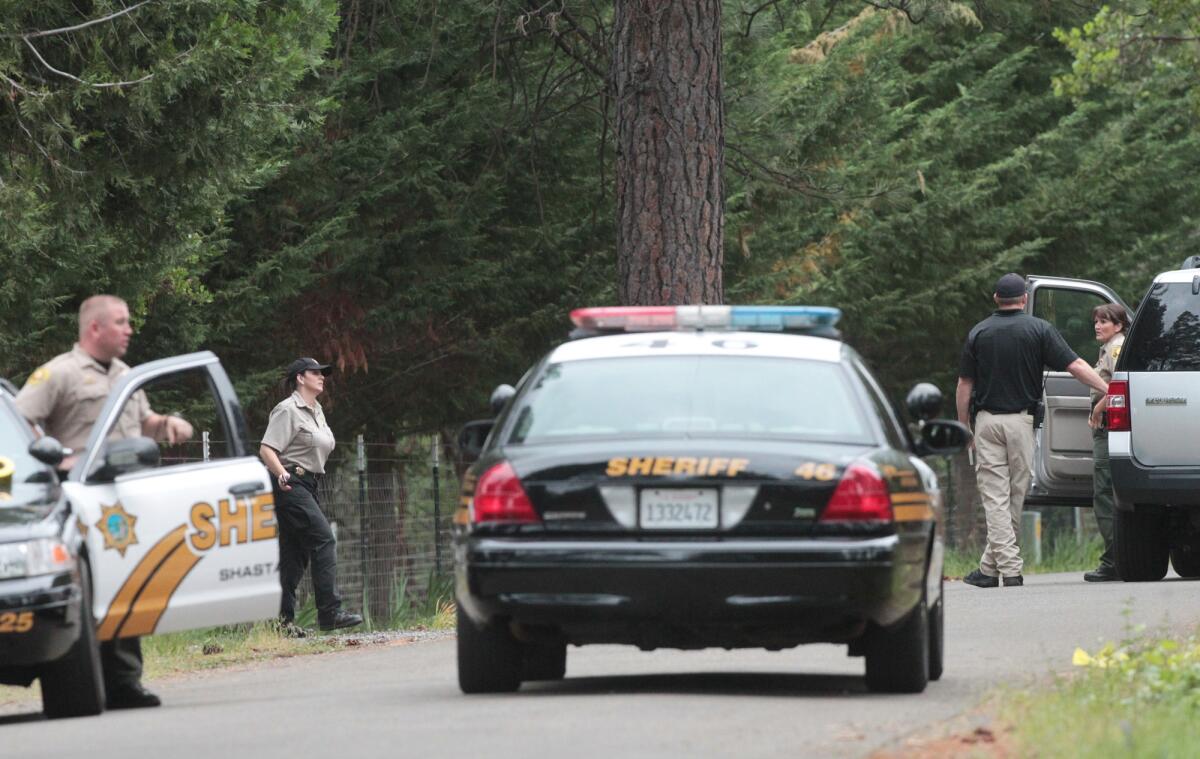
left=457, top=420, right=495, bottom=463
left=91, top=437, right=160, bottom=481
left=489, top=384, right=516, bottom=416
left=29, top=437, right=71, bottom=468
left=915, top=420, right=972, bottom=457
left=906, top=382, right=944, bottom=422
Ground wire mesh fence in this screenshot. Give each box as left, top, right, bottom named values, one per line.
left=937, top=451, right=1102, bottom=562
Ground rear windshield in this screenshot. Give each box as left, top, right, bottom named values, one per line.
left=507, top=356, right=875, bottom=445
left=1124, top=282, right=1200, bottom=372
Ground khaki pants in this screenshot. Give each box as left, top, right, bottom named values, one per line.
left=974, top=410, right=1034, bottom=577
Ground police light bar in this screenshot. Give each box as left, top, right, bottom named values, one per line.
left=569, top=305, right=842, bottom=334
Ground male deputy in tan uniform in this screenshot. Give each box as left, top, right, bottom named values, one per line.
left=956, top=274, right=1109, bottom=587
left=15, top=295, right=193, bottom=709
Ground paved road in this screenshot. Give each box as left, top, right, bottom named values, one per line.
left=4, top=572, right=1199, bottom=758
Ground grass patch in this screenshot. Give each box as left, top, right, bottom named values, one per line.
left=944, top=535, right=1104, bottom=577
left=141, top=621, right=344, bottom=678
left=1001, top=634, right=1200, bottom=757
left=1, top=584, right=455, bottom=708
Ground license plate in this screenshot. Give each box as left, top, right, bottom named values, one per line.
left=639, top=488, right=719, bottom=529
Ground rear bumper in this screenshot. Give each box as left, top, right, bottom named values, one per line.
left=0, top=572, right=82, bottom=673
left=456, top=534, right=923, bottom=648
left=1111, top=456, right=1200, bottom=510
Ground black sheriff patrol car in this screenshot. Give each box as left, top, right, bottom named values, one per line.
left=454, top=306, right=970, bottom=695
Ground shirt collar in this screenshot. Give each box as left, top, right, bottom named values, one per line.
left=72, top=343, right=115, bottom=375
left=291, top=391, right=321, bottom=414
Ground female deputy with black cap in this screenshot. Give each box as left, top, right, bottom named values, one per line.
left=260, top=357, right=363, bottom=633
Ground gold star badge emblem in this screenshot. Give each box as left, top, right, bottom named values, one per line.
left=96, top=503, right=138, bottom=557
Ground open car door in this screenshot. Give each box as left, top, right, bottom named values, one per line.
left=1024, top=276, right=1131, bottom=506
left=62, top=352, right=278, bottom=640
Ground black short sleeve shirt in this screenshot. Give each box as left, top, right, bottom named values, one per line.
left=959, top=310, right=1078, bottom=414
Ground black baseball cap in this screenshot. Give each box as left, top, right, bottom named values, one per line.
left=994, top=273, right=1027, bottom=299
left=286, top=357, right=333, bottom=380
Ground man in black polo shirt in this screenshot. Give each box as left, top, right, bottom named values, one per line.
left=956, top=273, right=1109, bottom=587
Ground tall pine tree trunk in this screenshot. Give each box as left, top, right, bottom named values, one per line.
left=613, top=0, right=725, bottom=305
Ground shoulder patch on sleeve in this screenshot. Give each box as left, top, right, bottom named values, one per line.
left=1111, top=345, right=1122, bottom=360
left=25, top=366, right=50, bottom=387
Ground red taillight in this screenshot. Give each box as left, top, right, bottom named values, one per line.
left=1107, top=380, right=1130, bottom=432
left=820, top=463, right=893, bottom=522
left=472, top=461, right=540, bottom=524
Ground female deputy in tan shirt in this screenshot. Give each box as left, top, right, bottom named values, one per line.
left=260, top=357, right=362, bottom=633
left=1084, top=304, right=1129, bottom=583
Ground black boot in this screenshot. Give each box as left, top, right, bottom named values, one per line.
left=963, top=569, right=999, bottom=588
left=318, top=609, right=364, bottom=631
left=107, top=682, right=161, bottom=710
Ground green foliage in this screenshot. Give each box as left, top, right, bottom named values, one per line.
left=3, top=0, right=1200, bottom=438
left=1005, top=633, right=1200, bottom=757
left=206, top=1, right=614, bottom=433
left=0, top=0, right=338, bottom=376
left=723, top=0, right=1200, bottom=398
left=1055, top=1, right=1200, bottom=116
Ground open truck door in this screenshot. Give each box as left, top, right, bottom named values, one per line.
left=1023, top=276, right=1131, bottom=506
left=62, top=351, right=279, bottom=640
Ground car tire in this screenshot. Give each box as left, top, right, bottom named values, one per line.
left=40, top=561, right=105, bottom=719
left=1115, top=506, right=1169, bottom=582
left=864, top=593, right=930, bottom=694
left=927, top=577, right=944, bottom=682
left=1170, top=542, right=1200, bottom=578
left=456, top=604, right=522, bottom=694
left=522, top=641, right=567, bottom=681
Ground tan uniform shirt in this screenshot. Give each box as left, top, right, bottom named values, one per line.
left=15, top=344, right=151, bottom=451
left=261, top=392, right=336, bottom=475
left=1090, top=333, right=1126, bottom=406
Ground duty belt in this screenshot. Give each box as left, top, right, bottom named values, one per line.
left=285, top=464, right=319, bottom=480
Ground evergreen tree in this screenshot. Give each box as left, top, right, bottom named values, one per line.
left=0, top=1, right=338, bottom=373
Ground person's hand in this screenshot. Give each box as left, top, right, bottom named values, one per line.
left=164, top=415, right=194, bottom=444
left=277, top=471, right=292, bottom=491
left=1088, top=408, right=1103, bottom=430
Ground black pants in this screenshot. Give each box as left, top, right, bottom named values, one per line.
left=101, top=636, right=143, bottom=691
left=275, top=474, right=342, bottom=622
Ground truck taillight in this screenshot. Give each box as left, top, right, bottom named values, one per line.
left=820, top=463, right=893, bottom=522
left=1107, top=380, right=1130, bottom=432
left=472, top=461, right=540, bottom=524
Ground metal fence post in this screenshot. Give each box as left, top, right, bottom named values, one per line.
left=431, top=436, right=441, bottom=574
left=357, top=435, right=367, bottom=599
left=202, top=430, right=210, bottom=463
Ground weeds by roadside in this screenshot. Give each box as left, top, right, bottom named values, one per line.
left=1000, top=632, right=1200, bottom=757
left=0, top=582, right=456, bottom=709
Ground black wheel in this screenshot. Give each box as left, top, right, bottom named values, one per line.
left=41, top=561, right=104, bottom=719
left=1170, top=542, right=1200, bottom=578
left=522, top=641, right=567, bottom=681
left=864, top=593, right=930, bottom=694
left=456, top=604, right=521, bottom=694
left=927, top=577, right=944, bottom=682
left=1115, top=506, right=1169, bottom=582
